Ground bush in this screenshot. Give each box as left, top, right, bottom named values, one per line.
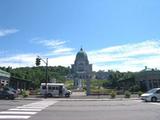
left=110, top=91, right=116, bottom=99
left=124, top=91, right=131, bottom=98
left=129, top=85, right=140, bottom=92
left=21, top=90, right=29, bottom=98
left=90, top=88, right=112, bottom=95
left=138, top=91, right=143, bottom=97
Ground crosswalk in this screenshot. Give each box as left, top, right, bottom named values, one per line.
left=0, top=100, right=58, bottom=119
left=149, top=102, right=160, bottom=105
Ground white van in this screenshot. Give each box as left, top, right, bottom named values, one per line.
left=40, top=83, right=71, bottom=97
left=141, top=88, right=160, bottom=102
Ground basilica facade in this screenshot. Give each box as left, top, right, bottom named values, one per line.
left=71, top=48, right=92, bottom=92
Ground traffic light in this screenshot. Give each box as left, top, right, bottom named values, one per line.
left=36, top=58, right=41, bottom=66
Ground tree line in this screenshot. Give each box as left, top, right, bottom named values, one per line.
left=0, top=66, right=70, bottom=88
left=0, top=66, right=141, bottom=91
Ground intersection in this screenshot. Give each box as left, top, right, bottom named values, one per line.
left=0, top=98, right=160, bottom=120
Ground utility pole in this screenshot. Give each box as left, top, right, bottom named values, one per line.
left=45, top=58, right=48, bottom=98
left=36, top=56, right=48, bottom=98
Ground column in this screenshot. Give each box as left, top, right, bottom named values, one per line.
left=86, top=75, right=90, bottom=96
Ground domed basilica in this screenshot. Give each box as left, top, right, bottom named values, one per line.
left=71, top=48, right=92, bottom=92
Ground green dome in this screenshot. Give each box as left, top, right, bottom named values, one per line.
left=75, top=48, right=88, bottom=61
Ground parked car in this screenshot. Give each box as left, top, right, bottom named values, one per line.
left=3, top=86, right=18, bottom=97
left=141, top=88, right=160, bottom=102
left=0, top=90, right=16, bottom=100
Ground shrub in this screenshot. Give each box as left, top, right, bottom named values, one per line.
left=110, top=91, right=116, bottom=99
left=22, top=90, right=29, bottom=98
left=90, top=88, right=112, bottom=95
left=125, top=91, right=131, bottom=98
left=129, top=85, right=140, bottom=92
left=138, top=91, right=143, bottom=97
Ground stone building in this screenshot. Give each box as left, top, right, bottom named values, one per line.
left=0, top=69, right=31, bottom=90
left=71, top=48, right=92, bottom=94
left=136, top=68, right=160, bottom=91
left=0, top=69, right=10, bottom=87
left=10, top=76, right=31, bottom=90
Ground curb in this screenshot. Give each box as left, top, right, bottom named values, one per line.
left=15, top=98, right=140, bottom=101
left=15, top=96, right=141, bottom=101
left=47, top=98, right=140, bottom=101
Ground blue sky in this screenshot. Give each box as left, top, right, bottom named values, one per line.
left=1, top=0, right=160, bottom=71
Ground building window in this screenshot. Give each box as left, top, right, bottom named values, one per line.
left=153, top=79, right=158, bottom=88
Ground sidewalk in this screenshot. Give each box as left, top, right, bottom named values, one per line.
left=16, top=92, right=141, bottom=101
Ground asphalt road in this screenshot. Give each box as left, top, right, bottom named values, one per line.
left=0, top=99, right=160, bottom=120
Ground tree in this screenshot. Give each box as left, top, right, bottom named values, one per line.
left=3, top=66, right=70, bottom=89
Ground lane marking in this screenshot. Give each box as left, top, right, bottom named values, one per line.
left=0, top=111, right=37, bottom=115
left=0, top=115, right=30, bottom=119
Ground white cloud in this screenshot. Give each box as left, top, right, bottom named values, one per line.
left=1, top=39, right=160, bottom=72
left=32, top=38, right=74, bottom=56
left=54, top=48, right=74, bottom=54
left=0, top=53, right=75, bottom=68
left=0, top=29, right=19, bottom=37
left=47, top=48, right=75, bottom=56
left=48, top=55, right=75, bottom=67
left=89, top=40, right=160, bottom=58
left=88, top=40, right=160, bottom=71
left=0, top=53, right=38, bottom=68
left=36, top=39, right=66, bottom=48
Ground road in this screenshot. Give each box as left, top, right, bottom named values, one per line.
left=0, top=99, right=160, bottom=120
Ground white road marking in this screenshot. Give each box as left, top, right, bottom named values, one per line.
left=0, top=111, right=37, bottom=115
left=17, top=106, right=44, bottom=109
left=0, top=100, right=58, bottom=119
left=0, top=115, right=30, bottom=119
left=150, top=102, right=160, bottom=105
left=9, top=108, right=42, bottom=111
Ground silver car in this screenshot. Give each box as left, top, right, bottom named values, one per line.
left=141, top=88, right=160, bottom=102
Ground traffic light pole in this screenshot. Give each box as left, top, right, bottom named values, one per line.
left=36, top=56, right=48, bottom=98
left=45, top=58, right=48, bottom=98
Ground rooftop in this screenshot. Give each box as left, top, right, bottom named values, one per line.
left=0, top=69, right=10, bottom=78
